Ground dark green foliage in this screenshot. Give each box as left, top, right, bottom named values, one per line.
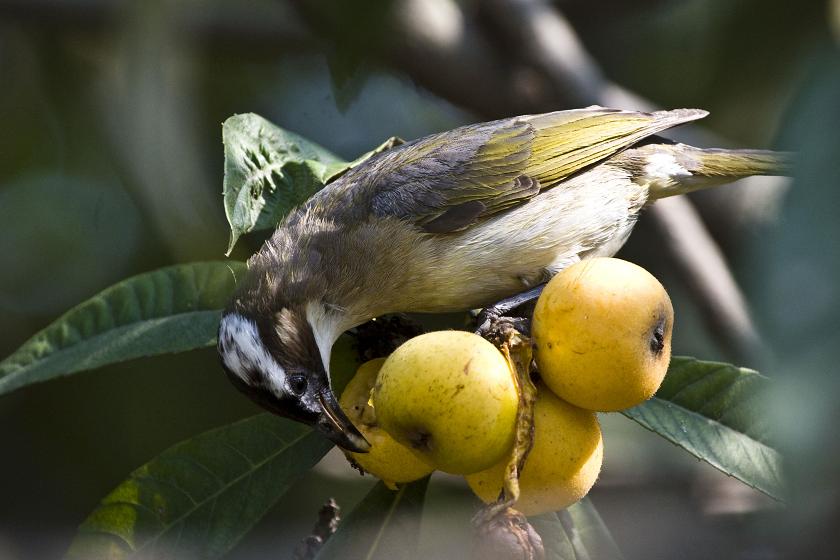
left=65, top=416, right=332, bottom=560
left=0, top=119, right=784, bottom=558
left=0, top=262, right=245, bottom=396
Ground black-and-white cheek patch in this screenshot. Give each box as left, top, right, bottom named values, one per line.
left=218, top=313, right=287, bottom=393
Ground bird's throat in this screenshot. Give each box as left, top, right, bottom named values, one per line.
left=305, top=300, right=352, bottom=377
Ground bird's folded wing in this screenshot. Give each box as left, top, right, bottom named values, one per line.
left=342, top=107, right=707, bottom=233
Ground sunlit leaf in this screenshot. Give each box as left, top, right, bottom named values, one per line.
left=222, top=113, right=403, bottom=253
left=222, top=113, right=342, bottom=253
left=315, top=477, right=430, bottom=560
left=622, top=356, right=783, bottom=500
left=531, top=497, right=624, bottom=560
left=64, top=416, right=332, bottom=560
left=0, top=262, right=244, bottom=396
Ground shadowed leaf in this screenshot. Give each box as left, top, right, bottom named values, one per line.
left=315, top=477, right=430, bottom=560
left=64, top=338, right=362, bottom=559
left=65, top=417, right=332, bottom=560
left=531, top=497, right=624, bottom=560
left=622, top=356, right=784, bottom=500
left=0, top=262, right=245, bottom=396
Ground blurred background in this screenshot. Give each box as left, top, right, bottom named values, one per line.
left=0, top=0, right=838, bottom=558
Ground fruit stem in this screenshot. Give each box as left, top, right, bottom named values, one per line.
left=474, top=323, right=538, bottom=525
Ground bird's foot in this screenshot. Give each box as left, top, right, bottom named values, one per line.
left=474, top=284, right=545, bottom=340
left=475, top=312, right=531, bottom=343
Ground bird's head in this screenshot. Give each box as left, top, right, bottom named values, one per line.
left=217, top=307, right=370, bottom=453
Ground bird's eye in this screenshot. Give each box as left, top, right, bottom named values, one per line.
left=288, top=375, right=308, bottom=396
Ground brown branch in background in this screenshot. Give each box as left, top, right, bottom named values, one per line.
left=292, top=498, right=341, bottom=560
left=482, top=0, right=765, bottom=362
left=648, top=198, right=764, bottom=361
left=7, top=0, right=770, bottom=361
left=477, top=0, right=787, bottom=155
left=291, top=0, right=768, bottom=363
left=481, top=0, right=610, bottom=107
left=385, top=0, right=529, bottom=118
left=291, top=0, right=533, bottom=118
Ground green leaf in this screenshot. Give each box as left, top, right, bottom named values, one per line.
left=621, top=356, right=784, bottom=500
left=64, top=416, right=333, bottom=560
left=64, top=333, right=361, bottom=560
left=531, top=497, right=624, bottom=560
left=222, top=113, right=343, bottom=254
left=315, top=477, right=430, bottom=560
left=0, top=262, right=245, bottom=397
left=222, top=113, right=404, bottom=253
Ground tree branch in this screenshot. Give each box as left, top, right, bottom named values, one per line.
left=648, top=198, right=763, bottom=362
left=291, top=0, right=767, bottom=362
left=481, top=0, right=766, bottom=363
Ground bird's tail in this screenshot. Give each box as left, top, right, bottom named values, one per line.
left=619, top=143, right=794, bottom=200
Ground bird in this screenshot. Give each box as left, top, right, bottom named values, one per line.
left=217, top=106, right=790, bottom=452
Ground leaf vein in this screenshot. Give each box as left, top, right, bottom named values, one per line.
left=132, top=429, right=313, bottom=553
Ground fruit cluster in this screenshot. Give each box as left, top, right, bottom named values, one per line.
left=339, top=258, right=674, bottom=515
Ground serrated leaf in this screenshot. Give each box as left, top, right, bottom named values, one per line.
left=315, top=477, right=430, bottom=560
left=64, top=416, right=333, bottom=560
left=531, top=497, right=624, bottom=560
left=222, top=113, right=342, bottom=254
left=222, top=113, right=404, bottom=253
left=621, top=356, right=784, bottom=500
left=0, top=262, right=245, bottom=397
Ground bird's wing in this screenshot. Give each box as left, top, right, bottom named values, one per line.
left=337, top=107, right=707, bottom=233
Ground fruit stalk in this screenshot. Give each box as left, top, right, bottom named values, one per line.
left=475, top=322, right=539, bottom=524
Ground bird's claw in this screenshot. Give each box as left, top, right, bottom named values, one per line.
left=475, top=311, right=531, bottom=343
left=474, top=284, right=544, bottom=342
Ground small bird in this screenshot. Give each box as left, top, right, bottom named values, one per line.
left=217, top=107, right=789, bottom=452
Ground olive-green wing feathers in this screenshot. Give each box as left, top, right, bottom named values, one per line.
left=339, top=107, right=707, bottom=233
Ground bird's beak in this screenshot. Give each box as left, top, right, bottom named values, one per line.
left=316, top=390, right=371, bottom=453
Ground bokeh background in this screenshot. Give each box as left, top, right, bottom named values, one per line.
left=1, top=0, right=838, bottom=558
